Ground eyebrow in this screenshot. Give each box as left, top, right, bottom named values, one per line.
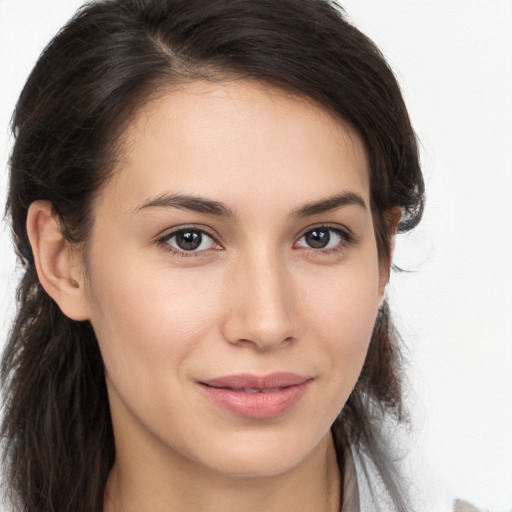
left=135, top=191, right=366, bottom=218
left=136, top=193, right=236, bottom=217
left=291, top=192, right=367, bottom=217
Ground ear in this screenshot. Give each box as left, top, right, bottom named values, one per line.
left=26, top=200, right=91, bottom=321
left=378, top=206, right=402, bottom=303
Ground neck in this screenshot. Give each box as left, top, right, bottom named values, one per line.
left=104, top=432, right=341, bottom=512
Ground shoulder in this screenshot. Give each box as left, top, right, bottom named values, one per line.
left=343, top=445, right=488, bottom=512
left=452, top=499, right=487, bottom=512
left=342, top=443, right=401, bottom=511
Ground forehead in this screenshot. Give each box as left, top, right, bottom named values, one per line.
left=100, top=80, right=370, bottom=215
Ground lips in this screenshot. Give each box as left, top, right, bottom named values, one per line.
left=198, top=372, right=313, bottom=419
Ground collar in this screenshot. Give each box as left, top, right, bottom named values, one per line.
left=341, top=445, right=360, bottom=511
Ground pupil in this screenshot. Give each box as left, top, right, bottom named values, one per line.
left=176, top=231, right=202, bottom=250
left=306, top=229, right=330, bottom=248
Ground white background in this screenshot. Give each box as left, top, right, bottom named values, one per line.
left=1, top=1, right=511, bottom=510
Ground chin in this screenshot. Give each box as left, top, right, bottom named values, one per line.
left=207, top=452, right=306, bottom=479
left=191, top=429, right=324, bottom=479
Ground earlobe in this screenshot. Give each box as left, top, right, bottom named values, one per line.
left=26, top=200, right=90, bottom=321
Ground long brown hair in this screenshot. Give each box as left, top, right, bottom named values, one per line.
left=2, top=1, right=424, bottom=511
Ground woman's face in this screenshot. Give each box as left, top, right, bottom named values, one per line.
left=82, top=81, right=386, bottom=478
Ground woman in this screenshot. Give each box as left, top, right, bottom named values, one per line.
left=1, top=0, right=425, bottom=511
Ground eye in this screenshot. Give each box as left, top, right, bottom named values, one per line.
left=295, top=227, right=347, bottom=250
left=161, top=228, right=218, bottom=253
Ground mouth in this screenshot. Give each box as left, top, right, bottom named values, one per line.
left=225, top=387, right=287, bottom=393
left=200, top=372, right=312, bottom=390
left=197, top=372, right=313, bottom=419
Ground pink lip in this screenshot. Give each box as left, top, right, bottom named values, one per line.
left=198, top=372, right=313, bottom=419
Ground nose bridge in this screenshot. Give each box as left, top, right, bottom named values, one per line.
left=223, top=243, right=295, bottom=350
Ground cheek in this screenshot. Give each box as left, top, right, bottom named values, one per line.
left=301, top=254, right=381, bottom=389
left=85, top=246, right=226, bottom=386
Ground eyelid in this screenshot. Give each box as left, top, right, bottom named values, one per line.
left=156, top=225, right=223, bottom=255
left=295, top=223, right=355, bottom=242
left=293, top=224, right=356, bottom=253
left=154, top=223, right=356, bottom=257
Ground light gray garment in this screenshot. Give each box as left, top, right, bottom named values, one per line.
left=341, top=445, right=395, bottom=512
left=342, top=447, right=484, bottom=512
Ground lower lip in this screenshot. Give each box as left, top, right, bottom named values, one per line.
left=198, top=381, right=311, bottom=419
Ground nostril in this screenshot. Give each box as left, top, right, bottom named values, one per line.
left=221, top=271, right=296, bottom=349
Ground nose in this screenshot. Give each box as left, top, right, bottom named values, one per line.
left=221, top=249, right=296, bottom=351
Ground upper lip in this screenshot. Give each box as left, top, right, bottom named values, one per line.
left=199, top=372, right=313, bottom=390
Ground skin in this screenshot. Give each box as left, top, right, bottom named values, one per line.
left=28, top=81, right=392, bottom=512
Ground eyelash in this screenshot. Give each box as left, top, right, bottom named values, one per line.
left=157, top=226, right=221, bottom=257
left=156, top=225, right=354, bottom=257
left=294, top=225, right=354, bottom=255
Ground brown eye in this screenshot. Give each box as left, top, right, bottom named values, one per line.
left=296, top=227, right=345, bottom=250
left=304, top=229, right=330, bottom=248
left=165, top=229, right=216, bottom=252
